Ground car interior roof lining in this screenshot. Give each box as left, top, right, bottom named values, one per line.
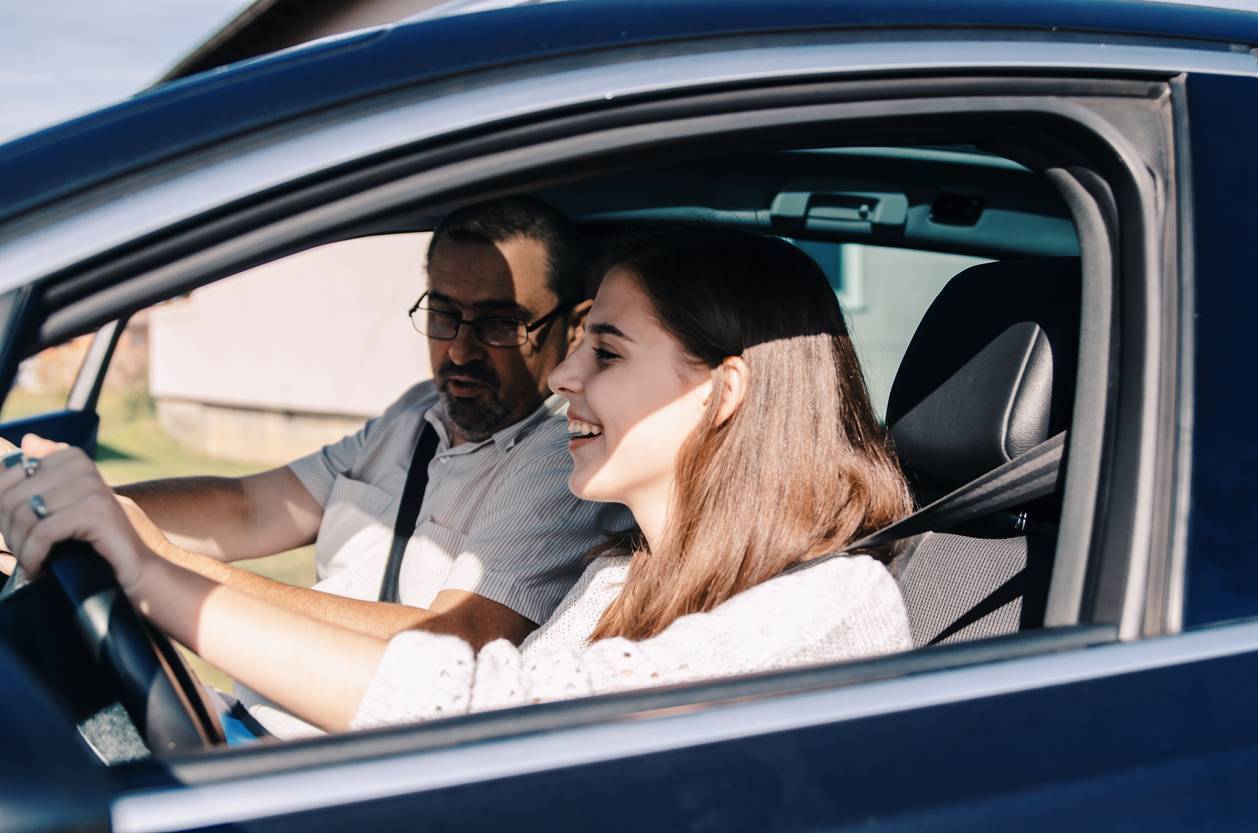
left=6, top=73, right=1161, bottom=314
left=28, top=93, right=1126, bottom=350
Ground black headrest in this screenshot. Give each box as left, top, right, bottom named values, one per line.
left=886, top=257, right=1080, bottom=489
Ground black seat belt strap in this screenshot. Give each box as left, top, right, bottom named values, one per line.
left=379, top=422, right=440, bottom=603
left=851, top=431, right=1066, bottom=552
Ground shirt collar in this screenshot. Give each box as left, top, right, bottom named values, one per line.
left=425, top=393, right=567, bottom=454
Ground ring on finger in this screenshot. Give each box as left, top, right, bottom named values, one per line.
left=23, top=456, right=40, bottom=477
left=29, top=494, right=50, bottom=521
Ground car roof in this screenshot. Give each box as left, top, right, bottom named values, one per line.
left=1, top=0, right=1255, bottom=227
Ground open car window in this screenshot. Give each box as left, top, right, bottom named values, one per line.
left=11, top=134, right=1096, bottom=744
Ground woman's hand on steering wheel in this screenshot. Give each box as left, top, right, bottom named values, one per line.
left=0, top=434, right=155, bottom=598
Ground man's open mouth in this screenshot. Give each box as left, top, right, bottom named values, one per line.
left=443, top=376, right=489, bottom=395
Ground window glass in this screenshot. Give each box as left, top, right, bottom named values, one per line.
left=0, top=335, right=91, bottom=421
left=95, top=234, right=429, bottom=688
left=138, top=233, right=430, bottom=470
left=796, top=241, right=990, bottom=417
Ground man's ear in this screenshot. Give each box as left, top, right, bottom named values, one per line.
left=714, top=355, right=749, bottom=425
left=565, top=299, right=593, bottom=353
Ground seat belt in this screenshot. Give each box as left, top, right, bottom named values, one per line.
left=379, top=422, right=440, bottom=603
left=850, top=431, right=1066, bottom=552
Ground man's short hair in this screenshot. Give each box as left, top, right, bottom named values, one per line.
left=428, top=196, right=584, bottom=304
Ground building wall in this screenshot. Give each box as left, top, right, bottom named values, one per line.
left=147, top=233, right=985, bottom=463
left=155, top=400, right=372, bottom=465
left=149, top=233, right=433, bottom=462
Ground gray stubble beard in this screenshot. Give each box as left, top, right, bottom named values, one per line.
left=438, top=389, right=510, bottom=443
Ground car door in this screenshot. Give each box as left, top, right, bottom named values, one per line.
left=0, top=320, right=127, bottom=455
left=2, top=6, right=1257, bottom=833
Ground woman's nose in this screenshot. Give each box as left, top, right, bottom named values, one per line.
left=549, top=351, right=582, bottom=397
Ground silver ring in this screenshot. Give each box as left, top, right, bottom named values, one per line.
left=22, top=456, right=39, bottom=477
left=29, top=494, right=50, bottom=520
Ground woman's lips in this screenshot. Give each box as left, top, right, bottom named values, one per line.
left=566, top=413, right=603, bottom=452
left=568, top=434, right=601, bottom=451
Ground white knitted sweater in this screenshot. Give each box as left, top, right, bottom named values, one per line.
left=352, top=553, right=910, bottom=729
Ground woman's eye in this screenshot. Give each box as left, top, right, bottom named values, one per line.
left=593, top=346, right=620, bottom=363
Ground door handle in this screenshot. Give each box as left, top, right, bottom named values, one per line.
left=770, top=183, right=908, bottom=236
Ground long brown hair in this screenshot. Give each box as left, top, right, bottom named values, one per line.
left=589, top=229, right=912, bottom=642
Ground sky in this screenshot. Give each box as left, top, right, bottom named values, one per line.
left=0, top=1, right=253, bottom=144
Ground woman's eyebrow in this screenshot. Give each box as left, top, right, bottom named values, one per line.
left=588, top=322, right=634, bottom=342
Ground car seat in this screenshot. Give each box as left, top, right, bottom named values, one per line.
left=884, top=257, right=1080, bottom=646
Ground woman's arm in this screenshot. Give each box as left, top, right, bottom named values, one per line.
left=353, top=553, right=910, bottom=729
left=140, top=558, right=387, bottom=731
left=0, top=435, right=388, bottom=732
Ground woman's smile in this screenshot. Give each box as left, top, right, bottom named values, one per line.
left=566, top=414, right=604, bottom=451
left=548, top=267, right=714, bottom=535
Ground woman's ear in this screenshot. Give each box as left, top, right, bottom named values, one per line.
left=565, top=299, right=593, bottom=353
left=714, top=355, right=748, bottom=425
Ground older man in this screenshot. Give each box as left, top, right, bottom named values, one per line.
left=114, top=197, right=628, bottom=737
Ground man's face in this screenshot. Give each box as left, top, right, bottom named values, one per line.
left=425, top=235, right=573, bottom=444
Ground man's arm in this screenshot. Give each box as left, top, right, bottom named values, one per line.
left=115, top=466, right=323, bottom=562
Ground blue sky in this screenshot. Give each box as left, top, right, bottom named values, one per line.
left=0, top=1, right=253, bottom=143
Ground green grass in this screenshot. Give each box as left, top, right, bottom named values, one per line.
left=3, top=387, right=316, bottom=693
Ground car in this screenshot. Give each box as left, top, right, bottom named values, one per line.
left=2, top=1, right=1258, bottom=831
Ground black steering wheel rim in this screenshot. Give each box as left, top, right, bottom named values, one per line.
left=40, top=542, right=224, bottom=752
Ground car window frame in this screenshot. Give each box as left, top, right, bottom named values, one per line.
left=0, top=52, right=1195, bottom=827
left=17, top=75, right=1168, bottom=623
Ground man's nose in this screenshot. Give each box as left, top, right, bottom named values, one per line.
left=446, top=321, right=485, bottom=365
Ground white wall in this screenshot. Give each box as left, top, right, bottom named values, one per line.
left=148, top=234, right=988, bottom=434
left=149, top=234, right=433, bottom=419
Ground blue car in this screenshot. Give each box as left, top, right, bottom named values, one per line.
left=2, top=1, right=1258, bottom=830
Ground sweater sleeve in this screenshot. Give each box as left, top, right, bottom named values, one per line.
left=351, top=555, right=910, bottom=730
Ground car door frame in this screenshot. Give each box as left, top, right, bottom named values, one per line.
left=0, top=26, right=1244, bottom=832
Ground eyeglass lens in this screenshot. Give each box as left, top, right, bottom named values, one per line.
left=417, top=308, right=523, bottom=347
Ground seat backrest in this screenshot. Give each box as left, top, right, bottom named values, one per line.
left=885, top=257, right=1080, bottom=646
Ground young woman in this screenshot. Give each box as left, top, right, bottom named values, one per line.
left=0, top=229, right=913, bottom=733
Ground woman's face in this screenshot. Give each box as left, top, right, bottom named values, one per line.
left=549, top=267, right=713, bottom=507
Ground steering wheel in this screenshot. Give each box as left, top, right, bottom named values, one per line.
left=12, top=542, right=224, bottom=752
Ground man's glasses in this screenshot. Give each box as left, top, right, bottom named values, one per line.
left=408, top=292, right=570, bottom=347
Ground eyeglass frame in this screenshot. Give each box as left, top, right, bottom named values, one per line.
left=407, top=291, right=573, bottom=347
